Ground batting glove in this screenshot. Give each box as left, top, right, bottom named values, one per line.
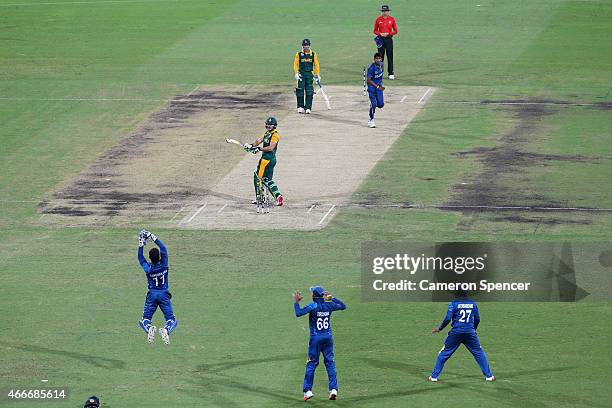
left=243, top=143, right=253, bottom=152
left=315, top=75, right=321, bottom=82
left=248, top=146, right=260, bottom=154
left=294, top=73, right=302, bottom=81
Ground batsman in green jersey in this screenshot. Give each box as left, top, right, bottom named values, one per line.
left=244, top=117, right=284, bottom=206
left=293, top=38, right=321, bottom=114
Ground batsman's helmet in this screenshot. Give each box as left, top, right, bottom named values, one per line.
left=302, top=38, right=311, bottom=46
left=84, top=396, right=100, bottom=408
left=265, top=116, right=278, bottom=128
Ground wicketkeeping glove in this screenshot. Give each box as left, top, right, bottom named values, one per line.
left=294, top=73, right=302, bottom=81
left=149, top=232, right=158, bottom=242
left=138, top=236, right=146, bottom=247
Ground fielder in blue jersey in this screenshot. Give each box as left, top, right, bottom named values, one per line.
left=137, top=230, right=178, bottom=345
left=294, top=286, right=347, bottom=401
left=429, top=290, right=495, bottom=382
left=367, top=52, right=385, bottom=128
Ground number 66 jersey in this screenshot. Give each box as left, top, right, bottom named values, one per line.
left=295, top=298, right=347, bottom=337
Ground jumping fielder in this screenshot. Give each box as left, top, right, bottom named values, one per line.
left=294, top=286, right=347, bottom=401
left=428, top=290, right=495, bottom=382
left=244, top=117, right=284, bottom=206
left=367, top=52, right=385, bottom=128
left=293, top=38, right=321, bottom=114
left=137, top=230, right=178, bottom=345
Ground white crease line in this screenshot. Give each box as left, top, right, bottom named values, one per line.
left=217, top=203, right=228, bottom=213
left=186, top=203, right=207, bottom=223
left=187, top=85, right=199, bottom=96
left=1, top=0, right=182, bottom=7
left=400, top=95, right=408, bottom=103
left=318, top=204, right=336, bottom=225
left=307, top=204, right=316, bottom=213
left=418, top=88, right=432, bottom=104
left=170, top=206, right=185, bottom=221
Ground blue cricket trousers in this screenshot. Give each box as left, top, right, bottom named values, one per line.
left=368, top=88, right=384, bottom=120
left=303, top=335, right=338, bottom=392
left=139, top=289, right=178, bottom=335
left=431, top=331, right=493, bottom=378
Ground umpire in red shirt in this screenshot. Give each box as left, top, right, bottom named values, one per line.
left=373, top=5, right=398, bottom=79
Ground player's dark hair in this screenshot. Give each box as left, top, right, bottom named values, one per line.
left=374, top=52, right=382, bottom=59
left=149, top=248, right=160, bottom=264
left=455, top=288, right=469, bottom=298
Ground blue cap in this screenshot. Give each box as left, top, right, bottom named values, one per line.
left=310, top=286, right=325, bottom=297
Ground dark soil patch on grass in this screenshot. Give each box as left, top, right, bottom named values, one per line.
left=39, top=88, right=286, bottom=221
left=447, top=101, right=606, bottom=224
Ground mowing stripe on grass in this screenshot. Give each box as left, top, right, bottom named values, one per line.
left=0, top=0, right=186, bottom=7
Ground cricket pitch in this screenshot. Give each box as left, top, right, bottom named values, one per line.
left=38, top=85, right=433, bottom=230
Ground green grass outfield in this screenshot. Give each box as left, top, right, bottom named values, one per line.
left=1, top=0, right=611, bottom=406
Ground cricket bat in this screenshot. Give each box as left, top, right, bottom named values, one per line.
left=225, top=138, right=244, bottom=147
left=315, top=78, right=332, bottom=110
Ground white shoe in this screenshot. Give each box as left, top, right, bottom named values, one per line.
left=329, top=389, right=338, bottom=400
left=297, top=107, right=304, bottom=113
left=147, top=325, right=156, bottom=344
left=159, top=327, right=170, bottom=345
left=303, top=390, right=313, bottom=401
left=368, top=120, right=376, bottom=128
left=389, top=74, right=395, bottom=80
left=486, top=376, right=496, bottom=381
left=427, top=376, right=438, bottom=382
left=305, top=109, right=311, bottom=114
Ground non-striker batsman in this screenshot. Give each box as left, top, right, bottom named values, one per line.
left=293, top=38, right=321, bottom=114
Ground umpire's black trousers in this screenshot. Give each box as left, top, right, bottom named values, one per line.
left=380, top=36, right=394, bottom=76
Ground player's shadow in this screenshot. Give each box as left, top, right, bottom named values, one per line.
left=7, top=343, right=126, bottom=370
left=362, top=357, right=599, bottom=408
left=179, top=353, right=304, bottom=406
left=194, top=353, right=304, bottom=374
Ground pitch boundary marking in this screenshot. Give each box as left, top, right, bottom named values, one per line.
left=185, top=203, right=207, bottom=223
left=318, top=205, right=336, bottom=225
left=418, top=88, right=432, bottom=104
left=170, top=206, right=185, bottom=221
